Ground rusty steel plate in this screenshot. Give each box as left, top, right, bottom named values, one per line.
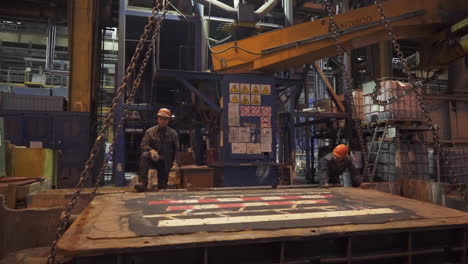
left=124, top=190, right=416, bottom=236
left=57, top=187, right=468, bottom=258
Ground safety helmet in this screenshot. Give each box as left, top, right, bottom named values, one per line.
left=157, top=108, right=172, bottom=118
left=333, top=144, right=348, bottom=158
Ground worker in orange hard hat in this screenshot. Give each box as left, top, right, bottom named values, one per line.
left=318, top=144, right=362, bottom=187
left=135, top=108, right=179, bottom=192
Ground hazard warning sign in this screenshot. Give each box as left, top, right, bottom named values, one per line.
left=261, top=84, right=271, bottom=95
left=229, top=83, right=240, bottom=93
left=251, top=95, right=261, bottom=105
left=251, top=84, right=261, bottom=95
left=241, top=94, right=250, bottom=105
left=241, top=84, right=251, bottom=94
left=240, top=106, right=251, bottom=116
left=230, top=94, right=240, bottom=103
left=251, top=106, right=261, bottom=116
left=261, top=106, right=271, bottom=117
left=261, top=117, right=271, bottom=128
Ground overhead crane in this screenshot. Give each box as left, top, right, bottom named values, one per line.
left=211, top=0, right=468, bottom=73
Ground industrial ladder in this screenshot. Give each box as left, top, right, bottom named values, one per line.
left=364, top=125, right=389, bottom=180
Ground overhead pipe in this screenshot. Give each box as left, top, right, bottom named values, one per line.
left=254, top=0, right=279, bottom=19
left=45, top=19, right=57, bottom=72
left=196, top=0, right=238, bottom=18
left=197, top=0, right=279, bottom=20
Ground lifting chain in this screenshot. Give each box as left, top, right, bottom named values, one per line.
left=46, top=1, right=170, bottom=263
left=324, top=1, right=373, bottom=182
left=324, top=0, right=466, bottom=196
left=373, top=0, right=466, bottom=204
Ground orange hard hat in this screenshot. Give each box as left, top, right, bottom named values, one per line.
left=157, top=108, right=172, bottom=118
left=333, top=144, right=348, bottom=158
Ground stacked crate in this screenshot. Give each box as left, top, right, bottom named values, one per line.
left=363, top=80, right=423, bottom=123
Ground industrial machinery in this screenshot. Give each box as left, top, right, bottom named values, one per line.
left=3, top=1, right=468, bottom=264
left=211, top=0, right=468, bottom=73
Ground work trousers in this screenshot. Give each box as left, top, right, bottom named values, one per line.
left=139, top=151, right=169, bottom=189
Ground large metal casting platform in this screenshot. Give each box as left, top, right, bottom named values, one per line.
left=57, top=187, right=468, bottom=264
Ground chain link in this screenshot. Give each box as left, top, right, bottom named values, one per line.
left=324, top=1, right=373, bottom=182
left=46, top=1, right=170, bottom=263
left=90, top=3, right=170, bottom=200
left=373, top=0, right=466, bottom=205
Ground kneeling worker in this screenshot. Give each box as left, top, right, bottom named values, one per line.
left=318, top=144, right=362, bottom=187
left=134, top=108, right=179, bottom=192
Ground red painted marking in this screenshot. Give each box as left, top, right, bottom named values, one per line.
left=314, top=200, right=329, bottom=204
left=242, top=197, right=262, bottom=201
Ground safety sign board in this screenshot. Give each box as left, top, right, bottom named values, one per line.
left=230, top=83, right=240, bottom=93
left=251, top=84, right=261, bottom=95
left=261, top=84, right=271, bottom=95
left=241, top=83, right=251, bottom=94
left=251, top=106, right=261, bottom=116
left=261, top=106, right=271, bottom=117
left=241, top=94, right=250, bottom=105
left=251, top=95, right=261, bottom=105
left=230, top=94, right=240, bottom=103
left=261, top=117, right=271, bottom=128
left=240, top=106, right=251, bottom=116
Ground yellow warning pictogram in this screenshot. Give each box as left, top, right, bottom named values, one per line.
left=252, top=85, right=260, bottom=95
left=251, top=95, right=261, bottom=105
left=230, top=94, right=239, bottom=103
left=261, top=84, right=271, bottom=95
left=230, top=83, right=240, bottom=93
left=241, top=84, right=251, bottom=94
left=241, top=95, right=250, bottom=105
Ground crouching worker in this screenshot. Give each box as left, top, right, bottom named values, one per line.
left=134, top=108, right=179, bottom=192
left=318, top=144, right=363, bottom=187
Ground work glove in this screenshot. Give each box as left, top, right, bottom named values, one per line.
left=170, top=163, right=178, bottom=172
left=149, top=150, right=160, bottom=162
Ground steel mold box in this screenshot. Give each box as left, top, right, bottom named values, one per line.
left=57, top=187, right=468, bottom=264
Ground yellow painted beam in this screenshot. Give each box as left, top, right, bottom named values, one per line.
left=211, top=0, right=468, bottom=73
left=69, top=0, right=96, bottom=112
left=312, top=62, right=346, bottom=112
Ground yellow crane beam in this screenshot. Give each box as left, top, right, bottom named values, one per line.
left=211, top=0, right=468, bottom=73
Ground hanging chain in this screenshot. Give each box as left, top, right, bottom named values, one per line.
left=91, top=3, right=170, bottom=200
left=46, top=2, right=170, bottom=263
left=373, top=0, right=466, bottom=204
left=324, top=1, right=373, bottom=182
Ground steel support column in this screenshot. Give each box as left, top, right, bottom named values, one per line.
left=379, top=40, right=393, bottom=77
left=69, top=0, right=96, bottom=112
left=113, top=0, right=127, bottom=186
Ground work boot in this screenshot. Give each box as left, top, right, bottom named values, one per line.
left=134, top=182, right=147, bottom=192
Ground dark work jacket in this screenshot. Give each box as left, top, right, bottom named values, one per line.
left=140, top=125, right=179, bottom=170
left=318, top=153, right=359, bottom=184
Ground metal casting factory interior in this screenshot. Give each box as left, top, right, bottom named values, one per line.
left=1, top=0, right=468, bottom=263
